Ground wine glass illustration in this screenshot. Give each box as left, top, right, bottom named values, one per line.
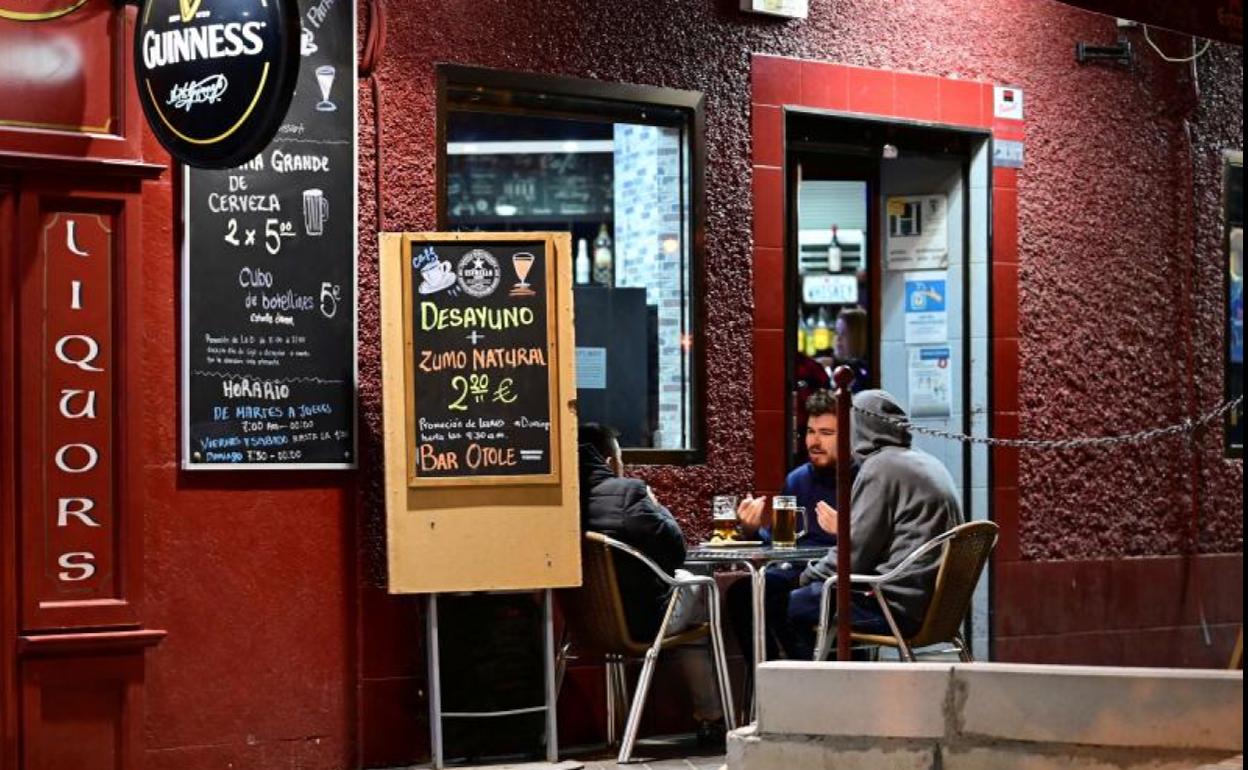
left=511, top=252, right=536, bottom=296
left=315, top=65, right=336, bottom=112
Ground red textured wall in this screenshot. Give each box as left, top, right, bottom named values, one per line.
left=104, top=0, right=1242, bottom=767
left=136, top=116, right=356, bottom=770
left=351, top=0, right=1241, bottom=761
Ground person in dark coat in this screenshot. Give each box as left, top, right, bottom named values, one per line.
left=577, top=423, right=724, bottom=739
left=578, top=423, right=686, bottom=641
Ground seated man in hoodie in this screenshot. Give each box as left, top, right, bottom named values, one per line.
left=577, top=422, right=725, bottom=744
left=786, top=390, right=963, bottom=660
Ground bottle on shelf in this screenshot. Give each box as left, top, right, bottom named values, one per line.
left=827, top=224, right=843, bottom=273
left=575, top=238, right=591, bottom=285
left=803, top=312, right=818, bottom=357
left=811, top=308, right=832, bottom=354
left=796, top=313, right=808, bottom=354
left=593, top=223, right=614, bottom=287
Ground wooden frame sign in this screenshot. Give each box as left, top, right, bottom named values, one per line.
left=402, top=233, right=562, bottom=486
left=380, top=232, right=580, bottom=593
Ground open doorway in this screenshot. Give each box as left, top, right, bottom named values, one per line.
left=784, top=111, right=994, bottom=656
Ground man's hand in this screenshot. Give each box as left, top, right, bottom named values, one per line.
left=736, top=494, right=769, bottom=535
left=815, top=500, right=839, bottom=535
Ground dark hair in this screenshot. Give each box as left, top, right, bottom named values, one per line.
left=836, top=306, right=869, bottom=358
left=578, top=422, right=620, bottom=460
left=805, top=389, right=838, bottom=418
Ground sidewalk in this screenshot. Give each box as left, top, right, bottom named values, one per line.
left=563, top=733, right=725, bottom=770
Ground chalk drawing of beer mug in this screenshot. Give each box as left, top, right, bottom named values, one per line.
left=303, top=188, right=329, bottom=236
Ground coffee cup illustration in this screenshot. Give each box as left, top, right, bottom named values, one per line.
left=303, top=189, right=328, bottom=236
left=419, top=260, right=455, bottom=294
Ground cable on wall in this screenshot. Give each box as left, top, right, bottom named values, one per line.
left=1142, top=25, right=1211, bottom=63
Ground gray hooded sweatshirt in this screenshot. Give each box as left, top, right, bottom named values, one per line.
left=801, top=389, right=963, bottom=629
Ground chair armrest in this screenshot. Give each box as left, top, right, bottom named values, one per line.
left=587, top=532, right=688, bottom=588
left=816, top=526, right=960, bottom=590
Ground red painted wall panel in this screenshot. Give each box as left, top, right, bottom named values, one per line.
left=352, top=0, right=1240, bottom=763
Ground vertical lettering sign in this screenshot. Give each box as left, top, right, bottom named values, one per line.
left=43, top=213, right=114, bottom=596
left=403, top=236, right=560, bottom=486
left=182, top=0, right=355, bottom=469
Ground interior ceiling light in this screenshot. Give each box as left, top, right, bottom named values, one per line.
left=881, top=144, right=899, bottom=160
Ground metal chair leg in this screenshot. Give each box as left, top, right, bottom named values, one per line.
left=618, top=647, right=659, bottom=763
left=953, top=634, right=973, bottom=662
left=605, top=655, right=617, bottom=746
left=873, top=592, right=915, bottom=662
left=706, top=584, right=736, bottom=730
left=814, top=579, right=834, bottom=661
left=616, top=659, right=629, bottom=721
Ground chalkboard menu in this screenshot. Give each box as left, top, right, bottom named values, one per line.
left=403, top=234, right=560, bottom=486
left=181, top=0, right=356, bottom=469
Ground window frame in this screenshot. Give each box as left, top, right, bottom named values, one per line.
left=435, top=64, right=707, bottom=465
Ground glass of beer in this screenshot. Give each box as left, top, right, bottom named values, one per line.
left=712, top=495, right=738, bottom=540
left=771, top=496, right=806, bottom=549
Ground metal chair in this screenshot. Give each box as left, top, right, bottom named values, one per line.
left=813, top=520, right=999, bottom=662
left=556, top=532, right=735, bottom=763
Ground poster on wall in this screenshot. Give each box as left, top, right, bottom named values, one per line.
left=403, top=235, right=561, bottom=486
left=908, top=346, right=952, bottom=418
left=1229, top=225, right=1242, bottom=454
left=1226, top=153, right=1242, bottom=457
left=180, top=0, right=357, bottom=469
left=904, top=274, right=948, bottom=344
left=887, top=194, right=948, bottom=270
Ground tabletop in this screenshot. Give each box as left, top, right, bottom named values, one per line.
left=684, top=544, right=829, bottom=566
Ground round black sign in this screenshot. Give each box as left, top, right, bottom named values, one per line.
left=135, top=0, right=300, bottom=169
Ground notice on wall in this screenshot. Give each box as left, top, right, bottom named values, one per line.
left=181, top=0, right=356, bottom=469
left=575, top=347, right=608, bottom=390
left=904, top=274, right=949, bottom=345
left=887, top=194, right=948, bottom=270
left=403, top=236, right=560, bottom=486
left=908, top=346, right=953, bottom=418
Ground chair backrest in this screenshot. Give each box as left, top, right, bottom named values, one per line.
left=554, top=532, right=649, bottom=657
left=908, top=520, right=998, bottom=648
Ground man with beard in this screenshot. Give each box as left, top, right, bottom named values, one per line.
left=728, top=389, right=851, bottom=660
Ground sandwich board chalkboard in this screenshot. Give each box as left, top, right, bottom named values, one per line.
left=180, top=0, right=356, bottom=470
left=380, top=232, right=580, bottom=594
left=402, top=234, right=560, bottom=487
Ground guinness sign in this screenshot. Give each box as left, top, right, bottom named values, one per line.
left=136, top=0, right=300, bottom=169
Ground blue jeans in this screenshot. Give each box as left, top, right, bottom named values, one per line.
left=786, top=580, right=913, bottom=660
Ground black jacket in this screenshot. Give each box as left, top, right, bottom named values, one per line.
left=578, top=442, right=686, bottom=641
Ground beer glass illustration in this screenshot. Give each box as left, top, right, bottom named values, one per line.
left=510, top=251, right=536, bottom=296
left=303, top=189, right=328, bottom=236
left=315, top=65, right=336, bottom=112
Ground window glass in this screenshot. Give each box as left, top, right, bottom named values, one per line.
left=441, top=76, right=699, bottom=456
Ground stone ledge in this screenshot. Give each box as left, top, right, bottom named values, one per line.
left=757, top=661, right=952, bottom=738
left=748, top=662, right=1242, bottom=758
left=958, top=663, right=1243, bottom=751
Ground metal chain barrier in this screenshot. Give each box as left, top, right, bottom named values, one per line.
left=851, top=396, right=1243, bottom=450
